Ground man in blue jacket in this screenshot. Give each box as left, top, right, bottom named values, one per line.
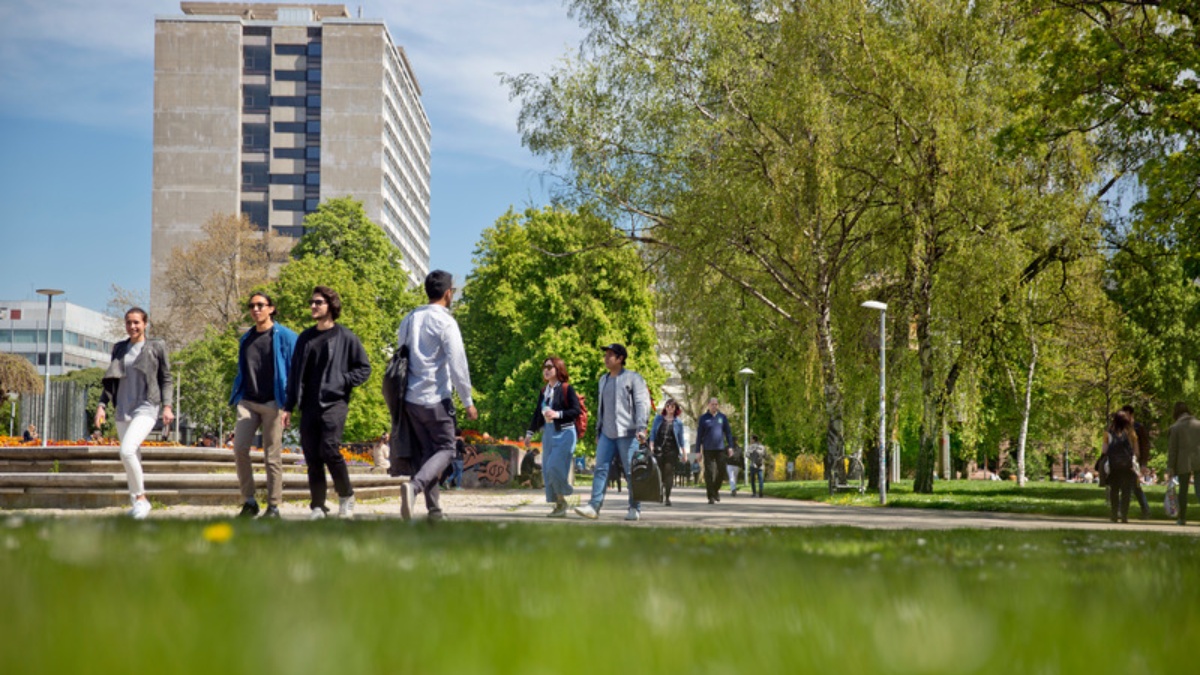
left=230, top=292, right=298, bottom=519
left=695, top=397, right=734, bottom=504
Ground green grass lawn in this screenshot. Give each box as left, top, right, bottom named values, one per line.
left=764, top=478, right=1176, bottom=520
left=2, top=516, right=1197, bottom=674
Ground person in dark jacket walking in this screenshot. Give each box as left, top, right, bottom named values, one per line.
left=1167, top=402, right=1200, bottom=525
left=1119, top=405, right=1151, bottom=518
left=94, top=307, right=174, bottom=520
left=524, top=356, right=581, bottom=517
left=1102, top=409, right=1140, bottom=524
left=649, top=399, right=686, bottom=506
left=694, top=397, right=734, bottom=504
left=282, top=286, right=371, bottom=520
left=229, top=292, right=298, bottom=519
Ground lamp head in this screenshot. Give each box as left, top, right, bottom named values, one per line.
left=861, top=300, right=887, bottom=311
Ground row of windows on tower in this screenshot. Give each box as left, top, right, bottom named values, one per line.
left=243, top=42, right=323, bottom=73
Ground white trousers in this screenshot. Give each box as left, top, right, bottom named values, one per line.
left=727, top=464, right=740, bottom=491
left=116, top=416, right=156, bottom=499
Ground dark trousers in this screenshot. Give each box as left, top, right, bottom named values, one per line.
left=703, top=450, right=725, bottom=501
left=1132, top=481, right=1150, bottom=517
left=750, top=466, right=764, bottom=495
left=1108, top=468, right=1136, bottom=521
left=1178, top=472, right=1200, bottom=524
left=299, top=401, right=353, bottom=510
left=658, top=459, right=675, bottom=501
left=405, top=399, right=457, bottom=513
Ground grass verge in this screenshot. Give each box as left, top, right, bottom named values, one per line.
left=1, top=516, right=1196, bottom=674
left=765, top=478, right=1176, bottom=520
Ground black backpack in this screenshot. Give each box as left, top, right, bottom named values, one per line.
left=629, top=445, right=663, bottom=503
left=1108, top=431, right=1134, bottom=472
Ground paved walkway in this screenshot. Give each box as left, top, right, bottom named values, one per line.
left=12, top=484, right=1200, bottom=534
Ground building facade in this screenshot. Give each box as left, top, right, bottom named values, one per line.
left=151, top=2, right=431, bottom=314
left=0, top=301, right=117, bottom=376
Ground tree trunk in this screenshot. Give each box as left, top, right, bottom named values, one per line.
left=815, top=295, right=846, bottom=495
left=913, top=251, right=937, bottom=494
left=1017, top=338, right=1038, bottom=487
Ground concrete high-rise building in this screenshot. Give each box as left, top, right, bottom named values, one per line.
left=151, top=2, right=431, bottom=315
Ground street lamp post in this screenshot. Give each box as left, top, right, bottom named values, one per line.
left=861, top=300, right=888, bottom=505
left=36, top=289, right=64, bottom=444
left=738, top=368, right=755, bottom=488
left=6, top=392, right=18, bottom=437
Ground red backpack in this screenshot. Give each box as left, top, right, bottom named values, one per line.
left=573, top=387, right=589, bottom=436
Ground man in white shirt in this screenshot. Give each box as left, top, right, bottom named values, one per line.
left=396, top=270, right=478, bottom=521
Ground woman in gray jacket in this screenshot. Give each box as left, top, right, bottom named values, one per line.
left=94, top=308, right=174, bottom=519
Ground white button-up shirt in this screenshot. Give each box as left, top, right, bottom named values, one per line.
left=397, top=304, right=474, bottom=407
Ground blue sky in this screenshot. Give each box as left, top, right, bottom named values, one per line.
left=0, top=0, right=582, bottom=312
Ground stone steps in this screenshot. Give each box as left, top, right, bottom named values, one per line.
left=0, top=446, right=406, bottom=509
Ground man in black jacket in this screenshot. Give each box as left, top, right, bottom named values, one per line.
left=282, top=286, right=372, bottom=520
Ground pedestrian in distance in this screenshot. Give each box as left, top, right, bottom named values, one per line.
left=1102, top=409, right=1140, bottom=524
left=1120, top=405, right=1152, bottom=518
left=94, top=307, right=174, bottom=520
left=229, top=292, right=297, bottom=519
left=22, top=424, right=37, bottom=443
left=523, top=356, right=582, bottom=517
left=373, top=432, right=392, bottom=473
left=747, top=434, right=767, bottom=497
left=649, top=398, right=686, bottom=507
left=574, top=343, right=650, bottom=522
left=395, top=270, right=478, bottom=522
left=726, top=444, right=742, bottom=496
left=695, top=397, right=734, bottom=504
left=1167, top=401, right=1200, bottom=526
left=282, top=286, right=372, bottom=520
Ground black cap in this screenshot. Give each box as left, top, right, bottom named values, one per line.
left=601, top=343, right=628, bottom=359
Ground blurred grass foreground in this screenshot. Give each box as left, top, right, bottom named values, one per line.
left=2, top=517, right=1197, bottom=674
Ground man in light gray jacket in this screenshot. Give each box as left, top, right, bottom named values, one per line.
left=575, top=343, right=650, bottom=521
left=1167, top=401, right=1200, bottom=525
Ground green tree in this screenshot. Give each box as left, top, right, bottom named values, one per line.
left=174, top=327, right=240, bottom=437
left=0, top=353, right=42, bottom=401
left=456, top=206, right=665, bottom=444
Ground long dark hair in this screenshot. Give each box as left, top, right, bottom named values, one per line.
left=1109, top=409, right=1132, bottom=435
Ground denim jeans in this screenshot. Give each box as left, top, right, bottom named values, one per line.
left=750, top=466, right=764, bottom=495
left=542, top=425, right=576, bottom=503
left=590, top=433, right=639, bottom=511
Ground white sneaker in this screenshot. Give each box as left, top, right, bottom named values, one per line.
left=309, top=507, right=327, bottom=520
left=338, top=495, right=355, bottom=519
left=130, top=499, right=151, bottom=520
left=574, top=504, right=598, bottom=520
left=624, top=507, right=640, bottom=522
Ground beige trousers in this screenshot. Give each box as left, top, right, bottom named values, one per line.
left=232, top=400, right=284, bottom=506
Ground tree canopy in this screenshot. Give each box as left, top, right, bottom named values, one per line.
left=457, top=206, right=665, bottom=445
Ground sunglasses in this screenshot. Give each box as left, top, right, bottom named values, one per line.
left=248, top=303, right=270, bottom=310
left=310, top=299, right=327, bottom=306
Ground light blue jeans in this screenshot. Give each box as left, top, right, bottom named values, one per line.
left=543, top=425, right=576, bottom=503
left=590, top=433, right=640, bottom=512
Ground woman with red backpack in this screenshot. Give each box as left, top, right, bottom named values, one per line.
left=1103, top=409, right=1141, bottom=523
left=524, top=356, right=583, bottom=517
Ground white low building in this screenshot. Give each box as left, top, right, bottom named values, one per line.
left=0, top=300, right=117, bottom=375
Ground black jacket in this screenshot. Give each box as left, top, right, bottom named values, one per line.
left=284, top=324, right=372, bottom=412
left=99, top=338, right=173, bottom=409
left=526, top=382, right=582, bottom=435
